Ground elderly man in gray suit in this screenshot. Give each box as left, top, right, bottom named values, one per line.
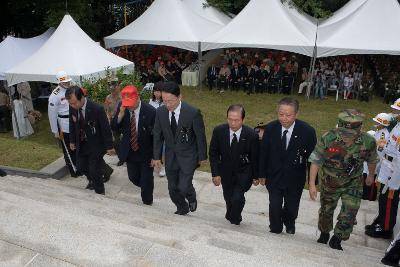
left=152, top=81, right=207, bottom=215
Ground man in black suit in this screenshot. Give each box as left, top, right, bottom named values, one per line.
left=111, top=85, right=156, bottom=205
left=230, top=62, right=243, bottom=91
left=207, top=64, right=219, bottom=90
left=152, top=81, right=207, bottom=215
left=209, top=104, right=259, bottom=225
left=259, top=97, right=316, bottom=234
left=66, top=86, right=114, bottom=195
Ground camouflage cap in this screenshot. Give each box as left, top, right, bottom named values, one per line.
left=337, top=109, right=365, bottom=129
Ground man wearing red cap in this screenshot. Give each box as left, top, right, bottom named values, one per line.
left=111, top=85, right=156, bottom=205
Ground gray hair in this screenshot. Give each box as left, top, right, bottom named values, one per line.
left=278, top=97, right=299, bottom=113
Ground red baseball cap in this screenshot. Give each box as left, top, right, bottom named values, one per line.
left=121, top=85, right=138, bottom=107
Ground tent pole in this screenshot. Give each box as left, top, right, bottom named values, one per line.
left=306, top=20, right=319, bottom=100
left=5, top=81, right=21, bottom=139
left=198, top=42, right=202, bottom=89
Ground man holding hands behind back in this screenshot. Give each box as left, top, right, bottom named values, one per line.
left=209, top=104, right=259, bottom=225
left=152, top=81, right=207, bottom=215
left=259, top=97, right=317, bottom=234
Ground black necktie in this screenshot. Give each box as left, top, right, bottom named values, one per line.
left=231, top=132, right=239, bottom=154
left=171, top=111, right=177, bottom=136
left=281, top=130, right=288, bottom=151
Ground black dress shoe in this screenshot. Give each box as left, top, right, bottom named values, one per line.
left=317, top=232, right=330, bottom=244
left=103, top=166, right=114, bottom=183
left=174, top=208, right=189, bottom=215
left=381, top=258, right=400, bottom=267
left=286, top=227, right=295, bottom=234
left=365, top=224, right=393, bottom=239
left=189, top=200, right=197, bottom=212
left=329, top=235, right=343, bottom=250
left=143, top=201, right=153, bottom=206
left=269, top=229, right=282, bottom=234
left=0, top=169, right=7, bottom=177
left=85, top=182, right=94, bottom=190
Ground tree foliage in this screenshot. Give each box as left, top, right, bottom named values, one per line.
left=206, top=0, right=351, bottom=18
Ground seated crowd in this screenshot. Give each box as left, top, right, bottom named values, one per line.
left=207, top=49, right=301, bottom=94
left=112, top=45, right=197, bottom=85
left=367, top=55, right=400, bottom=104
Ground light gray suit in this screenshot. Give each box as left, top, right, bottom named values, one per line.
left=153, top=102, right=207, bottom=211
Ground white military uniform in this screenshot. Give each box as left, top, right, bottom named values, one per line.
left=48, top=85, right=70, bottom=134
left=363, top=128, right=390, bottom=175
left=377, top=122, right=400, bottom=190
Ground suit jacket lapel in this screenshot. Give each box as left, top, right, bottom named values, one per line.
left=175, top=103, right=185, bottom=140
left=238, top=127, right=248, bottom=153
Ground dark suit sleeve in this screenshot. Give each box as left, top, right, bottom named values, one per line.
left=98, top=105, right=113, bottom=150
left=193, top=109, right=207, bottom=161
left=110, top=102, right=122, bottom=132
left=258, top=126, right=269, bottom=178
left=209, top=127, right=220, bottom=177
left=153, top=110, right=163, bottom=160
left=69, top=108, right=77, bottom=146
left=250, top=130, right=259, bottom=179
left=305, top=125, right=317, bottom=159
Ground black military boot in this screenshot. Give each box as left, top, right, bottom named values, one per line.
left=381, top=239, right=400, bottom=267
left=317, top=232, right=330, bottom=244
left=365, top=224, right=393, bottom=239
left=103, top=164, right=114, bottom=183
left=365, top=217, right=379, bottom=232
left=329, top=235, right=343, bottom=250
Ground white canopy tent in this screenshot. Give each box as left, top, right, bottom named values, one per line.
left=6, top=15, right=133, bottom=86
left=181, top=0, right=232, bottom=25
left=319, top=0, right=367, bottom=26
left=201, top=0, right=317, bottom=56
left=316, top=0, right=400, bottom=57
left=0, top=28, right=54, bottom=80
left=104, top=0, right=224, bottom=51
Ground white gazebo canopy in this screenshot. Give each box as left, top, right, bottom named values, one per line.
left=6, top=15, right=133, bottom=86
left=201, top=0, right=317, bottom=56
left=181, top=0, right=232, bottom=25
left=317, top=0, right=400, bottom=57
left=0, top=28, right=54, bottom=80
left=104, top=0, right=224, bottom=51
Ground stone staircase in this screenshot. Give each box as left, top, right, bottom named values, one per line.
left=0, top=156, right=391, bottom=267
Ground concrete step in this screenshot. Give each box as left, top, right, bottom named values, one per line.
left=0, top=156, right=390, bottom=267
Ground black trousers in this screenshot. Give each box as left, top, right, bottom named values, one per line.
left=126, top=152, right=154, bottom=204
left=268, top=186, right=303, bottom=232
left=222, top=181, right=246, bottom=223
left=376, top=186, right=399, bottom=231
left=60, top=132, right=77, bottom=176
left=77, top=143, right=105, bottom=194
left=166, top=159, right=196, bottom=211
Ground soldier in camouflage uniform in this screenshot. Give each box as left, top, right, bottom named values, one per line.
left=308, top=109, right=378, bottom=250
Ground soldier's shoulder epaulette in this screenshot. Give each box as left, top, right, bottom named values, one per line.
left=52, top=87, right=61, bottom=95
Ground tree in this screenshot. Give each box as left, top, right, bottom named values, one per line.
left=205, top=0, right=351, bottom=18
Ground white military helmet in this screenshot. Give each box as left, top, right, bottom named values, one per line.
left=391, top=98, right=400, bottom=111
left=56, top=70, right=72, bottom=83
left=372, top=113, right=392, bottom=127
left=367, top=130, right=376, bottom=136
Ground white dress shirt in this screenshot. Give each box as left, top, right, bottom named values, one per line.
left=79, top=98, right=88, bottom=119
left=230, top=127, right=242, bottom=145
left=281, top=121, right=295, bottom=149
left=169, top=101, right=181, bottom=125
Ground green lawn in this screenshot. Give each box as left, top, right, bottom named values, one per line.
left=0, top=87, right=390, bottom=171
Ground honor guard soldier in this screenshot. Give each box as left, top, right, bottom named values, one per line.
left=367, top=99, right=400, bottom=241
left=48, top=71, right=77, bottom=176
